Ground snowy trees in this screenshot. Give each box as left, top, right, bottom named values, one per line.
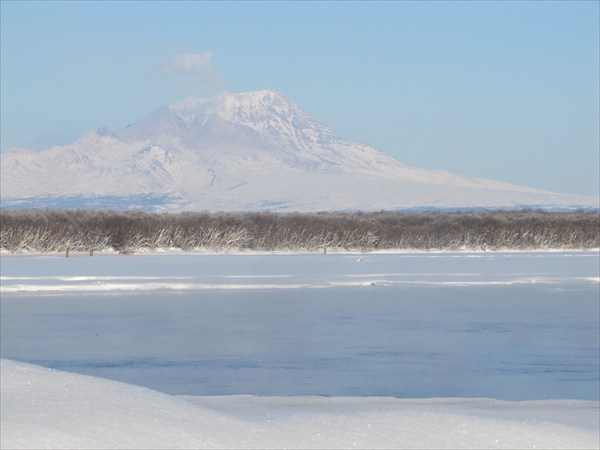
left=0, top=209, right=598, bottom=253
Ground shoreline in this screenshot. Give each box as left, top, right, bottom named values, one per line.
left=2, top=247, right=599, bottom=257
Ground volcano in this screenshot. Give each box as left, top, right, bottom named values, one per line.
left=1, top=90, right=596, bottom=211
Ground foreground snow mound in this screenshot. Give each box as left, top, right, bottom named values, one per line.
left=0, top=359, right=253, bottom=449
left=1, top=359, right=598, bottom=450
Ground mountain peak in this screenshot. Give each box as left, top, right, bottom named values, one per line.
left=169, top=89, right=288, bottom=114
left=165, top=89, right=338, bottom=150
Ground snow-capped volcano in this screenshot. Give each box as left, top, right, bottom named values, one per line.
left=1, top=90, right=597, bottom=211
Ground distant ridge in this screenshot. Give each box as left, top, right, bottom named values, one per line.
left=1, top=90, right=597, bottom=212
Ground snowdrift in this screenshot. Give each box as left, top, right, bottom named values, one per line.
left=2, top=359, right=598, bottom=450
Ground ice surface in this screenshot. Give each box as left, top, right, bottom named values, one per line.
left=2, top=359, right=598, bottom=450
left=1, top=251, right=598, bottom=293
left=1, top=252, right=598, bottom=401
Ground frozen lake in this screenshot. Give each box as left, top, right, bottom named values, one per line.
left=1, top=252, right=598, bottom=401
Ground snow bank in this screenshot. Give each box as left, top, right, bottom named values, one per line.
left=2, top=359, right=598, bottom=450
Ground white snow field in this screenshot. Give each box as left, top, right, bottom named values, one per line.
left=1, top=252, right=599, bottom=449
left=2, top=359, right=598, bottom=450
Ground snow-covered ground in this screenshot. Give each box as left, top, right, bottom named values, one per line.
left=2, top=359, right=598, bottom=449
left=1, top=252, right=599, bottom=448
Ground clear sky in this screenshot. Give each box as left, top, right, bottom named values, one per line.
left=1, top=1, right=598, bottom=196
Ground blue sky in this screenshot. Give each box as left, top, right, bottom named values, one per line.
left=1, top=1, right=598, bottom=196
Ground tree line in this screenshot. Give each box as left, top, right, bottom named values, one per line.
left=0, top=208, right=598, bottom=253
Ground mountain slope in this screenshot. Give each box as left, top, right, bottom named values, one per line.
left=1, top=90, right=597, bottom=212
